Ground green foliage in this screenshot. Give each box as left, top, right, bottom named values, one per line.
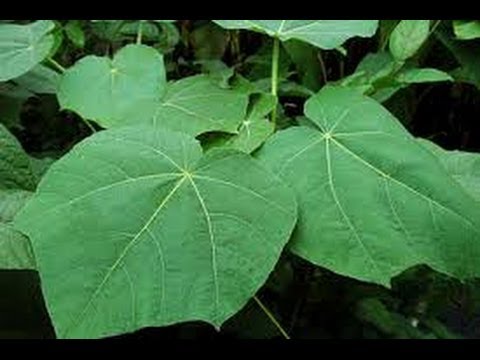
left=453, top=20, right=480, bottom=40
left=0, top=19, right=479, bottom=340
left=14, top=126, right=297, bottom=338
left=389, top=20, right=430, bottom=61
left=0, top=21, right=55, bottom=81
left=256, top=86, right=480, bottom=286
left=58, top=44, right=166, bottom=128
left=213, top=20, right=379, bottom=49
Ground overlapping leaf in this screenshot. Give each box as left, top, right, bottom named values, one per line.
left=389, top=20, right=430, bottom=61
left=213, top=20, right=379, bottom=50
left=256, top=86, right=480, bottom=286
left=153, top=75, right=249, bottom=136
left=418, top=138, right=480, bottom=201
left=0, top=20, right=55, bottom=81
left=14, top=125, right=297, bottom=338
left=59, top=47, right=249, bottom=135
left=58, top=44, right=166, bottom=128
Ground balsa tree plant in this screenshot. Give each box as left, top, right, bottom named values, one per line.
left=1, top=20, right=480, bottom=339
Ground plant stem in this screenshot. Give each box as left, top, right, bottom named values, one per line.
left=254, top=295, right=290, bottom=339
left=317, top=51, right=328, bottom=85
left=82, top=119, right=97, bottom=134
left=136, top=20, right=144, bottom=45
left=270, top=37, right=280, bottom=128
left=48, top=58, right=66, bottom=73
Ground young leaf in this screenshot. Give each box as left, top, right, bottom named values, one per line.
left=58, top=44, right=166, bottom=128
left=0, top=223, right=35, bottom=270
left=153, top=75, right=249, bottom=136
left=453, top=20, right=480, bottom=40
left=256, top=86, right=480, bottom=287
left=14, top=125, right=297, bottom=339
left=0, top=20, right=55, bottom=81
left=213, top=20, right=379, bottom=50
left=417, top=138, right=480, bottom=201
left=395, top=68, right=453, bottom=84
left=0, top=124, right=37, bottom=191
left=389, top=20, right=430, bottom=61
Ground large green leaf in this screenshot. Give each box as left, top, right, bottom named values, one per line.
left=0, top=21, right=55, bottom=81
left=418, top=138, right=480, bottom=202
left=0, top=223, right=35, bottom=270
left=0, top=124, right=37, bottom=191
left=58, top=44, right=166, bottom=128
left=256, top=86, right=480, bottom=286
left=389, top=20, right=430, bottom=61
left=213, top=20, right=378, bottom=50
left=14, top=125, right=297, bottom=338
left=153, top=75, right=249, bottom=136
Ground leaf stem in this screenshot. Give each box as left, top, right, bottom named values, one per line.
left=270, top=37, right=280, bottom=128
left=136, top=20, right=144, bottom=45
left=317, top=51, right=328, bottom=84
left=81, top=118, right=97, bottom=134
left=48, top=58, right=66, bottom=73
left=254, top=295, right=290, bottom=339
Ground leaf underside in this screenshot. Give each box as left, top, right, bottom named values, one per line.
left=213, top=20, right=379, bottom=50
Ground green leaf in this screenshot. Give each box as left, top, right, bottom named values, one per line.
left=396, top=68, right=453, bottom=84
left=64, top=20, right=85, bottom=48
left=13, top=64, right=60, bottom=94
left=153, top=75, right=249, bottom=136
left=210, top=93, right=276, bottom=154
left=0, top=189, right=32, bottom=222
left=417, top=138, right=480, bottom=202
left=0, top=124, right=37, bottom=191
left=389, top=20, right=430, bottom=61
left=453, top=20, right=480, bottom=40
left=256, top=86, right=480, bottom=286
left=0, top=223, right=35, bottom=270
left=213, top=20, right=378, bottom=50
left=58, top=44, right=166, bottom=128
left=283, top=39, right=322, bottom=91
left=14, top=125, right=297, bottom=339
left=0, top=20, right=55, bottom=81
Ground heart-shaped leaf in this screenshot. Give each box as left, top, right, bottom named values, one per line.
left=58, top=44, right=166, bottom=128
left=213, top=20, right=379, bottom=50
left=14, top=125, right=297, bottom=338
left=0, top=20, right=55, bottom=81
left=256, top=86, right=480, bottom=286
